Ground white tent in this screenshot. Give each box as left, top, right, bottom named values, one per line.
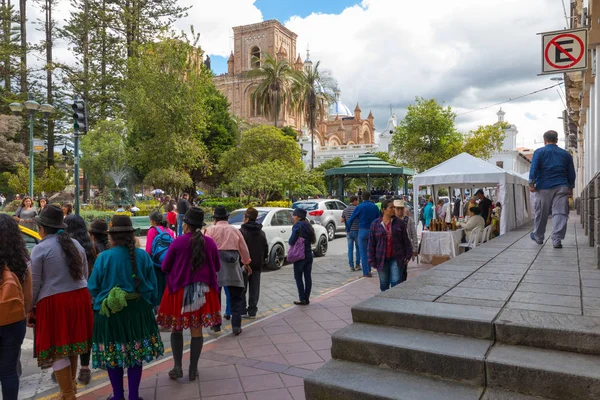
left=413, top=153, right=532, bottom=235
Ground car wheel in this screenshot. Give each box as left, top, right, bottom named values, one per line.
left=326, top=222, right=336, bottom=241
left=268, top=244, right=285, bottom=270
left=314, top=235, right=328, bottom=257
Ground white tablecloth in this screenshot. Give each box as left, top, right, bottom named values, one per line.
left=419, top=229, right=464, bottom=262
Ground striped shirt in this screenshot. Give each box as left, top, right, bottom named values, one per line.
left=30, top=234, right=88, bottom=305
left=342, top=205, right=359, bottom=231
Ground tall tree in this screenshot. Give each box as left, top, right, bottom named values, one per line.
left=123, top=37, right=211, bottom=181
left=390, top=97, right=463, bottom=172
left=247, top=52, right=296, bottom=128
left=463, top=123, right=507, bottom=160
left=18, top=0, right=25, bottom=93
left=0, top=0, right=20, bottom=93
left=292, top=60, right=336, bottom=168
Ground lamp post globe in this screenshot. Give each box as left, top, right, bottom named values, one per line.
left=24, top=99, right=41, bottom=113
left=40, top=103, right=55, bottom=117
left=9, top=102, right=24, bottom=116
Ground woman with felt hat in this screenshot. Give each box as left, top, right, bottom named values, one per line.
left=88, top=219, right=110, bottom=254
left=157, top=207, right=222, bottom=381
left=29, top=205, right=94, bottom=399
left=88, top=215, right=164, bottom=400
left=289, top=208, right=316, bottom=305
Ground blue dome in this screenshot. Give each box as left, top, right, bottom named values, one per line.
left=328, top=101, right=353, bottom=117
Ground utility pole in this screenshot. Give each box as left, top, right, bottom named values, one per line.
left=72, top=96, right=88, bottom=215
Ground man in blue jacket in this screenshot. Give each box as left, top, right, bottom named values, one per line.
left=348, top=190, right=381, bottom=277
left=529, top=130, right=576, bottom=249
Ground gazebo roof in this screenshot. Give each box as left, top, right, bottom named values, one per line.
left=324, top=153, right=414, bottom=177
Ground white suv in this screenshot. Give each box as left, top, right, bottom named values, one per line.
left=291, top=199, right=347, bottom=241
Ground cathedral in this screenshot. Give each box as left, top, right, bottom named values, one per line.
left=213, top=20, right=378, bottom=166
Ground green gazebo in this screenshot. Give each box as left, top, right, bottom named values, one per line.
left=324, top=153, right=414, bottom=200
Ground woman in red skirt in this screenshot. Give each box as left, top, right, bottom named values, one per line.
left=30, top=205, right=93, bottom=400
left=157, top=207, right=221, bottom=381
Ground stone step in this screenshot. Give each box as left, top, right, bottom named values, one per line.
left=331, top=323, right=491, bottom=385
left=487, top=343, right=600, bottom=400
left=351, top=296, right=499, bottom=339
left=304, top=359, right=484, bottom=400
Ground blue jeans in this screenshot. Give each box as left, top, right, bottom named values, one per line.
left=293, top=256, right=313, bottom=302
left=346, top=230, right=361, bottom=269
left=177, top=214, right=184, bottom=236
left=0, top=319, right=26, bottom=400
left=223, top=286, right=231, bottom=316
left=378, top=258, right=402, bottom=292
left=358, top=229, right=371, bottom=276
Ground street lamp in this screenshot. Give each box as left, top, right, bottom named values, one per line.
left=9, top=93, right=55, bottom=198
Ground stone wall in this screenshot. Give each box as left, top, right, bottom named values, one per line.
left=581, top=172, right=600, bottom=267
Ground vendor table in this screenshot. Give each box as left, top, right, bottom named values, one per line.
left=419, top=229, right=464, bottom=263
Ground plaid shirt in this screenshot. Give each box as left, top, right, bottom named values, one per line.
left=367, top=216, right=413, bottom=270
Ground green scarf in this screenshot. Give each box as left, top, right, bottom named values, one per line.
left=99, top=286, right=139, bottom=317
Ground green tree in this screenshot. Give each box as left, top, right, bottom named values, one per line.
left=144, top=167, right=193, bottom=197
left=2, top=163, right=29, bottom=194
left=463, top=123, right=507, bottom=160
left=280, top=125, right=298, bottom=139
left=390, top=97, right=463, bottom=172
left=0, top=0, right=21, bottom=93
left=80, top=119, right=128, bottom=190
left=247, top=52, right=296, bottom=127
left=123, top=37, right=211, bottom=180
left=219, top=124, right=304, bottom=180
left=38, top=165, right=69, bottom=194
left=229, top=160, right=299, bottom=205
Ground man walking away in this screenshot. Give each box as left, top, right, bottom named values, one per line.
left=347, top=191, right=381, bottom=278
left=205, top=206, right=252, bottom=335
left=474, top=189, right=492, bottom=226
left=529, top=130, right=576, bottom=249
left=341, top=195, right=360, bottom=271
left=368, top=199, right=413, bottom=291
left=177, top=193, right=191, bottom=237
left=239, top=208, right=268, bottom=319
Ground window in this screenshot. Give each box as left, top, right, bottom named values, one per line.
left=496, top=161, right=504, bottom=169
left=250, top=46, right=260, bottom=69
left=335, top=201, right=347, bottom=210
left=272, top=210, right=293, bottom=226
left=325, top=201, right=337, bottom=210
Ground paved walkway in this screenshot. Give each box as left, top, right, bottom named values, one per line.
left=71, top=262, right=433, bottom=400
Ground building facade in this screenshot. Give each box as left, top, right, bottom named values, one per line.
left=486, top=108, right=531, bottom=175
left=214, top=19, right=378, bottom=168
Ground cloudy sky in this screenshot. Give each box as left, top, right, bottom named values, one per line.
left=30, top=0, right=569, bottom=149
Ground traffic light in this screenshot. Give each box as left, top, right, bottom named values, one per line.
left=72, top=99, right=88, bottom=133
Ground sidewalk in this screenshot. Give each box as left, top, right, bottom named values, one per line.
left=77, top=263, right=432, bottom=400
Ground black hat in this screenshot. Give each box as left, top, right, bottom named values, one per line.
left=183, top=207, right=206, bottom=227
left=293, top=208, right=307, bottom=219
left=89, top=219, right=108, bottom=234
left=108, top=215, right=135, bottom=232
left=212, top=206, right=229, bottom=219
left=35, top=204, right=67, bottom=229
left=475, top=189, right=485, bottom=196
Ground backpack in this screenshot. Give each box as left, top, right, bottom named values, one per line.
left=0, top=267, right=25, bottom=326
left=151, top=227, right=174, bottom=268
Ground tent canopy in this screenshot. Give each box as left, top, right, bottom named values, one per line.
left=413, top=152, right=522, bottom=188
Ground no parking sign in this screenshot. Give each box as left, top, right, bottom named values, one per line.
left=540, top=28, right=587, bottom=75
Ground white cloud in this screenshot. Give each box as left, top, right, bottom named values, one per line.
left=284, top=0, right=567, bottom=149
left=175, top=0, right=263, bottom=57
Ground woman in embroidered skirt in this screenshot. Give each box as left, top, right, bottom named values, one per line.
left=65, top=215, right=97, bottom=385
left=30, top=205, right=94, bottom=400
left=88, top=215, right=163, bottom=400
left=157, top=207, right=221, bottom=381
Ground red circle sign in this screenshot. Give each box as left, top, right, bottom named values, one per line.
left=544, top=33, right=584, bottom=69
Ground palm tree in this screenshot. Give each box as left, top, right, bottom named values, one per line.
left=247, top=52, right=296, bottom=128
left=292, top=61, right=337, bottom=169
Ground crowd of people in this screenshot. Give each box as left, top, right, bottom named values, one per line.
left=0, top=197, right=278, bottom=400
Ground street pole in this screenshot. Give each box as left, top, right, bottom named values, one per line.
left=74, top=127, right=80, bottom=215
left=29, top=112, right=34, bottom=198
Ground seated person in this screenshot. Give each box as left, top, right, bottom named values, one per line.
left=462, top=206, right=485, bottom=242
left=491, top=202, right=502, bottom=236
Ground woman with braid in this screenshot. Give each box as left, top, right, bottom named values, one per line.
left=157, top=207, right=221, bottom=381
left=88, top=215, right=164, bottom=400
left=64, top=215, right=97, bottom=385
left=30, top=205, right=94, bottom=400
